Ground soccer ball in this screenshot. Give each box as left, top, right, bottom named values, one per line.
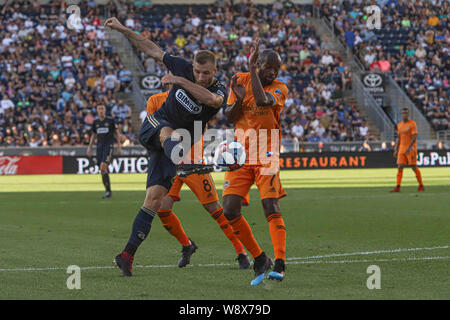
left=213, top=141, right=246, bottom=171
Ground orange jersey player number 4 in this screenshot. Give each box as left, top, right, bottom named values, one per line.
left=227, top=72, right=288, bottom=166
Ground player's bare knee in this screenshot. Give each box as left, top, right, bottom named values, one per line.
left=144, top=187, right=167, bottom=211
left=262, top=198, right=281, bottom=218
left=100, top=163, right=108, bottom=174
left=203, top=201, right=221, bottom=214
left=159, top=196, right=174, bottom=212
left=223, top=195, right=242, bottom=220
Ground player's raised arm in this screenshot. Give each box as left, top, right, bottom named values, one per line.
left=161, top=73, right=224, bottom=108
left=248, top=39, right=280, bottom=107
left=104, top=17, right=164, bottom=62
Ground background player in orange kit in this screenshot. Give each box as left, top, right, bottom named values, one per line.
left=391, top=108, right=424, bottom=192
left=146, top=91, right=251, bottom=269
left=223, top=39, right=288, bottom=286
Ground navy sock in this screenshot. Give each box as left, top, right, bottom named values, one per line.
left=125, top=206, right=156, bottom=256
left=102, top=173, right=111, bottom=192
left=163, top=138, right=184, bottom=164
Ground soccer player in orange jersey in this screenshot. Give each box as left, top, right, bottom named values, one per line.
left=223, top=39, right=288, bottom=286
left=391, top=108, right=424, bottom=192
left=146, top=91, right=251, bottom=269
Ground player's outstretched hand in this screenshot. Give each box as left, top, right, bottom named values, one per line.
left=248, top=38, right=261, bottom=70
left=104, top=17, right=125, bottom=32
left=231, top=75, right=245, bottom=101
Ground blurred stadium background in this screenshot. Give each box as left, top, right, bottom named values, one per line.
left=0, top=0, right=448, bottom=160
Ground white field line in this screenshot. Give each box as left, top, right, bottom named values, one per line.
left=286, top=245, right=450, bottom=261
left=0, top=246, right=448, bottom=272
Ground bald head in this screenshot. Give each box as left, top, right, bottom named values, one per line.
left=258, top=49, right=282, bottom=65
left=257, top=49, right=282, bottom=86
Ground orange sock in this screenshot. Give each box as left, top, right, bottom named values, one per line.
left=228, top=215, right=262, bottom=258
left=158, top=209, right=191, bottom=246
left=267, top=213, right=286, bottom=261
left=396, top=168, right=404, bottom=187
left=210, top=208, right=245, bottom=255
left=414, top=168, right=423, bottom=186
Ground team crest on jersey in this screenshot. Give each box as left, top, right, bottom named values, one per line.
left=223, top=180, right=230, bottom=189
left=274, top=88, right=282, bottom=96
left=175, top=89, right=202, bottom=114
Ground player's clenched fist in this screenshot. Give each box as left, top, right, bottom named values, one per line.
left=161, top=73, right=180, bottom=86
left=104, top=17, right=125, bottom=31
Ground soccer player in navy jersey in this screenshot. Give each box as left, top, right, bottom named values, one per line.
left=87, top=104, right=122, bottom=198
left=104, top=17, right=228, bottom=276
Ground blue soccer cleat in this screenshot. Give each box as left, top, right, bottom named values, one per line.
left=268, top=259, right=285, bottom=281
left=250, top=253, right=272, bottom=286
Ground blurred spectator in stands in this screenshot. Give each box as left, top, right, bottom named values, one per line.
left=112, top=100, right=132, bottom=123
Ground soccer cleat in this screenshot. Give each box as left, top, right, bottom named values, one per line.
left=250, top=252, right=273, bottom=286
left=114, top=252, right=133, bottom=277
left=268, top=259, right=285, bottom=281
left=236, top=253, right=251, bottom=269
left=176, top=164, right=233, bottom=178
left=178, top=239, right=198, bottom=268
left=176, top=164, right=226, bottom=178
left=389, top=186, right=401, bottom=193
left=103, top=191, right=112, bottom=198
left=418, top=185, right=425, bottom=192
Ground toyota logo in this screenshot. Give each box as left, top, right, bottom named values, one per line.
left=363, top=73, right=383, bottom=88
left=141, top=75, right=161, bottom=90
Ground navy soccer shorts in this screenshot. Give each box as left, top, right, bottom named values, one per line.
left=96, top=143, right=114, bottom=164
left=140, top=113, right=176, bottom=190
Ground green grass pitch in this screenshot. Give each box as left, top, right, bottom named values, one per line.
left=0, top=168, right=449, bottom=300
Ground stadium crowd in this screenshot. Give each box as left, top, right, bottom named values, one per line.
left=321, top=0, right=449, bottom=132
left=119, top=0, right=377, bottom=143
left=0, top=0, right=381, bottom=148
left=0, top=0, right=136, bottom=147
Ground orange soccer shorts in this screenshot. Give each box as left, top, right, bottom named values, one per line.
left=167, top=173, right=219, bottom=205
left=222, top=165, right=286, bottom=200
left=397, top=149, right=417, bottom=166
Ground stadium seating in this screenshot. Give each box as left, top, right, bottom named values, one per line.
left=0, top=0, right=380, bottom=147
left=116, top=0, right=377, bottom=143
left=320, top=0, right=449, bottom=133
left=0, top=0, right=135, bottom=147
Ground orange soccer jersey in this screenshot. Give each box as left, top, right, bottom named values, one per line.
left=146, top=91, right=169, bottom=115
left=397, top=120, right=418, bottom=165
left=224, top=72, right=288, bottom=200
left=227, top=72, right=288, bottom=166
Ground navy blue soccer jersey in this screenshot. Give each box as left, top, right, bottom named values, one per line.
left=153, top=54, right=227, bottom=137
left=92, top=116, right=116, bottom=145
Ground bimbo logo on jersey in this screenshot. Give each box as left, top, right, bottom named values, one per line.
left=175, top=89, right=202, bottom=114
left=96, top=127, right=110, bottom=134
